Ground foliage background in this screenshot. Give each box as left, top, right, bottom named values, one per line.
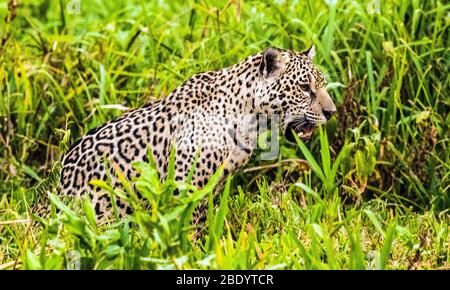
left=0, top=0, right=448, bottom=269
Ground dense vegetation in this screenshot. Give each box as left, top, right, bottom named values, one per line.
left=0, top=0, right=448, bottom=269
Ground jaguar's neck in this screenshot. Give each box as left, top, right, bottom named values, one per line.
left=216, top=53, right=266, bottom=115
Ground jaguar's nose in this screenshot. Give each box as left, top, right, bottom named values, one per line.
left=322, top=109, right=336, bottom=121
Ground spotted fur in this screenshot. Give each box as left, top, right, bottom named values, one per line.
left=60, top=46, right=336, bottom=220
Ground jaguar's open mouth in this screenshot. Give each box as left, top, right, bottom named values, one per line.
left=284, top=119, right=316, bottom=143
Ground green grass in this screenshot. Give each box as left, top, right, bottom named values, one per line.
left=0, top=0, right=449, bottom=269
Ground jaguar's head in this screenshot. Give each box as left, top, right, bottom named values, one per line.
left=256, top=46, right=336, bottom=142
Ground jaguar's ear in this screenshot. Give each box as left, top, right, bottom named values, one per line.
left=259, top=48, right=281, bottom=79
left=304, top=44, right=315, bottom=60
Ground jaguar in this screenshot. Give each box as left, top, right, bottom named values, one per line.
left=60, top=46, right=336, bottom=221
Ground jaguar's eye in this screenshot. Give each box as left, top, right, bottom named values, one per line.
left=300, top=84, right=310, bottom=92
